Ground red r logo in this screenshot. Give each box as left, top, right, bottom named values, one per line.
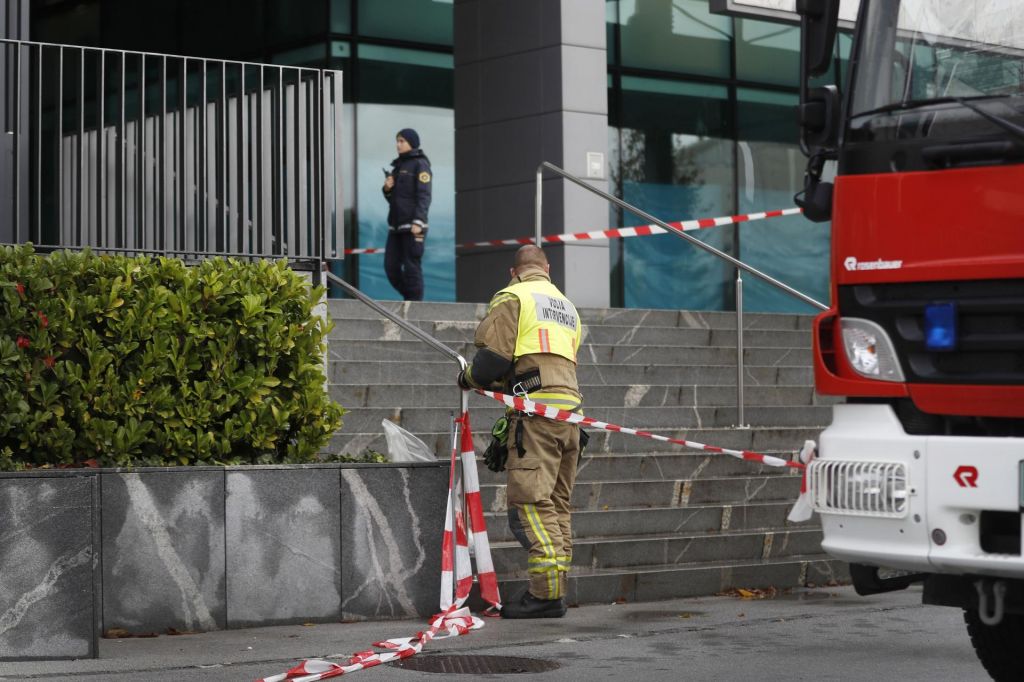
left=953, top=466, right=978, bottom=488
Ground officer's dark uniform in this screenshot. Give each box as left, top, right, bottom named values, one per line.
left=382, top=146, right=432, bottom=301
left=459, top=264, right=583, bottom=619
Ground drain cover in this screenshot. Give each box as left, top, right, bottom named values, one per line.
left=390, top=654, right=560, bottom=674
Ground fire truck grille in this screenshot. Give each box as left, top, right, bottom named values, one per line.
left=808, top=460, right=909, bottom=517
left=839, top=279, right=1024, bottom=385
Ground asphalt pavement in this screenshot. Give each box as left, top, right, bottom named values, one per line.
left=0, top=586, right=991, bottom=681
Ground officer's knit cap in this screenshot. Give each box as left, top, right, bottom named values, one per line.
left=397, top=128, right=420, bottom=149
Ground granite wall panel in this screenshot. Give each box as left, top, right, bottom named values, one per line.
left=225, top=467, right=342, bottom=627
left=101, top=469, right=226, bottom=634
left=0, top=474, right=98, bottom=660
left=1, top=463, right=448, bottom=657
left=340, top=464, right=449, bottom=620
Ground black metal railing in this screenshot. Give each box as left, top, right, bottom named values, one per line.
left=0, top=39, right=344, bottom=264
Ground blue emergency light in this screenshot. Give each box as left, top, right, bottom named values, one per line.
left=924, top=302, right=957, bottom=351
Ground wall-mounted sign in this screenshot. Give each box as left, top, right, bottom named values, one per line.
left=586, top=152, right=605, bottom=180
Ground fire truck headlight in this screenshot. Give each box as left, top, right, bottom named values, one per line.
left=840, top=318, right=905, bottom=382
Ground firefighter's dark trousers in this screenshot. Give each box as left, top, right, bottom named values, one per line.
left=505, top=413, right=581, bottom=601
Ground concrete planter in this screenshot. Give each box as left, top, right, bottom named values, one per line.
left=0, top=462, right=448, bottom=661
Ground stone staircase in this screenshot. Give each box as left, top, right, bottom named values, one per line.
left=324, top=299, right=848, bottom=605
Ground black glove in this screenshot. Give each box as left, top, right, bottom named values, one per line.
left=484, top=439, right=508, bottom=473
left=577, top=429, right=590, bottom=469
left=457, top=368, right=471, bottom=390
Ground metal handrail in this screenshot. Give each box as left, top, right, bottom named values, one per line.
left=536, top=162, right=828, bottom=311
left=535, top=161, right=829, bottom=427
left=323, top=270, right=468, bottom=473
left=324, top=270, right=467, bottom=371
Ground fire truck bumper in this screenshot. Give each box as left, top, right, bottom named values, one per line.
left=810, top=403, right=1024, bottom=578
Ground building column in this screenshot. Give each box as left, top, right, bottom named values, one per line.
left=454, top=0, right=609, bottom=306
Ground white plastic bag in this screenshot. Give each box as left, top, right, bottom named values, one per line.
left=786, top=440, right=818, bottom=523
left=382, top=419, right=436, bottom=462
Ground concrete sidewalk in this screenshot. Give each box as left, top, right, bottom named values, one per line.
left=1, top=586, right=990, bottom=681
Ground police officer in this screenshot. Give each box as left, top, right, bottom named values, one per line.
left=382, top=128, right=432, bottom=300
left=458, top=245, right=583, bottom=619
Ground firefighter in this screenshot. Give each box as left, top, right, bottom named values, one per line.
left=458, top=244, right=583, bottom=618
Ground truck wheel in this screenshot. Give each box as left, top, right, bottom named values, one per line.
left=964, top=608, right=1024, bottom=681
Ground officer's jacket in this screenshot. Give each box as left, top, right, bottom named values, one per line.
left=383, top=149, right=432, bottom=229
left=464, top=267, right=583, bottom=411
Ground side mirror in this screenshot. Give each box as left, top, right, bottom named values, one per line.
left=795, top=0, right=841, bottom=222
left=794, top=147, right=834, bottom=223
left=799, top=85, right=840, bottom=154
left=798, top=0, right=841, bottom=78
left=795, top=177, right=833, bottom=223
left=797, top=0, right=841, bottom=157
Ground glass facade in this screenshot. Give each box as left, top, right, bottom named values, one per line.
left=607, top=0, right=842, bottom=313
left=31, top=0, right=845, bottom=311
left=613, top=77, right=735, bottom=310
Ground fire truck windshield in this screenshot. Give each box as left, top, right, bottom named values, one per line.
left=848, top=0, right=1024, bottom=145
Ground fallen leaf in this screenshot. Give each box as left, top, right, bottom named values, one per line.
left=103, top=628, right=158, bottom=639
left=716, top=586, right=779, bottom=600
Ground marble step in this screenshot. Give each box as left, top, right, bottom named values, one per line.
left=339, top=404, right=832, bottom=433
left=328, top=319, right=810, bottom=349
left=327, top=339, right=811, bottom=366
left=488, top=526, right=825, bottom=573
left=327, top=360, right=814, bottom=387
left=330, top=383, right=839, bottom=410
left=324, top=425, right=827, bottom=459
left=477, top=475, right=802, bottom=513
left=469, top=555, right=849, bottom=608
left=325, top=299, right=814, bottom=331
left=483, top=501, right=804, bottom=542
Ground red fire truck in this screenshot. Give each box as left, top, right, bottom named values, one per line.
left=788, top=1, right=1024, bottom=679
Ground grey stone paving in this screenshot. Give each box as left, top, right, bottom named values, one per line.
left=0, top=587, right=988, bottom=681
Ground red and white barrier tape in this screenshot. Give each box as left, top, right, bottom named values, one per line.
left=255, top=606, right=482, bottom=682
left=473, top=388, right=806, bottom=471
left=343, top=247, right=386, bottom=255
left=442, top=412, right=501, bottom=612
left=257, top=412, right=499, bottom=682
left=341, top=207, right=802, bottom=254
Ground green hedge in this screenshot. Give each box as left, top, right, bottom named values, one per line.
left=0, top=245, right=344, bottom=470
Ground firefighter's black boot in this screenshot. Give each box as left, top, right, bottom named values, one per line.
left=500, top=589, right=567, bottom=619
